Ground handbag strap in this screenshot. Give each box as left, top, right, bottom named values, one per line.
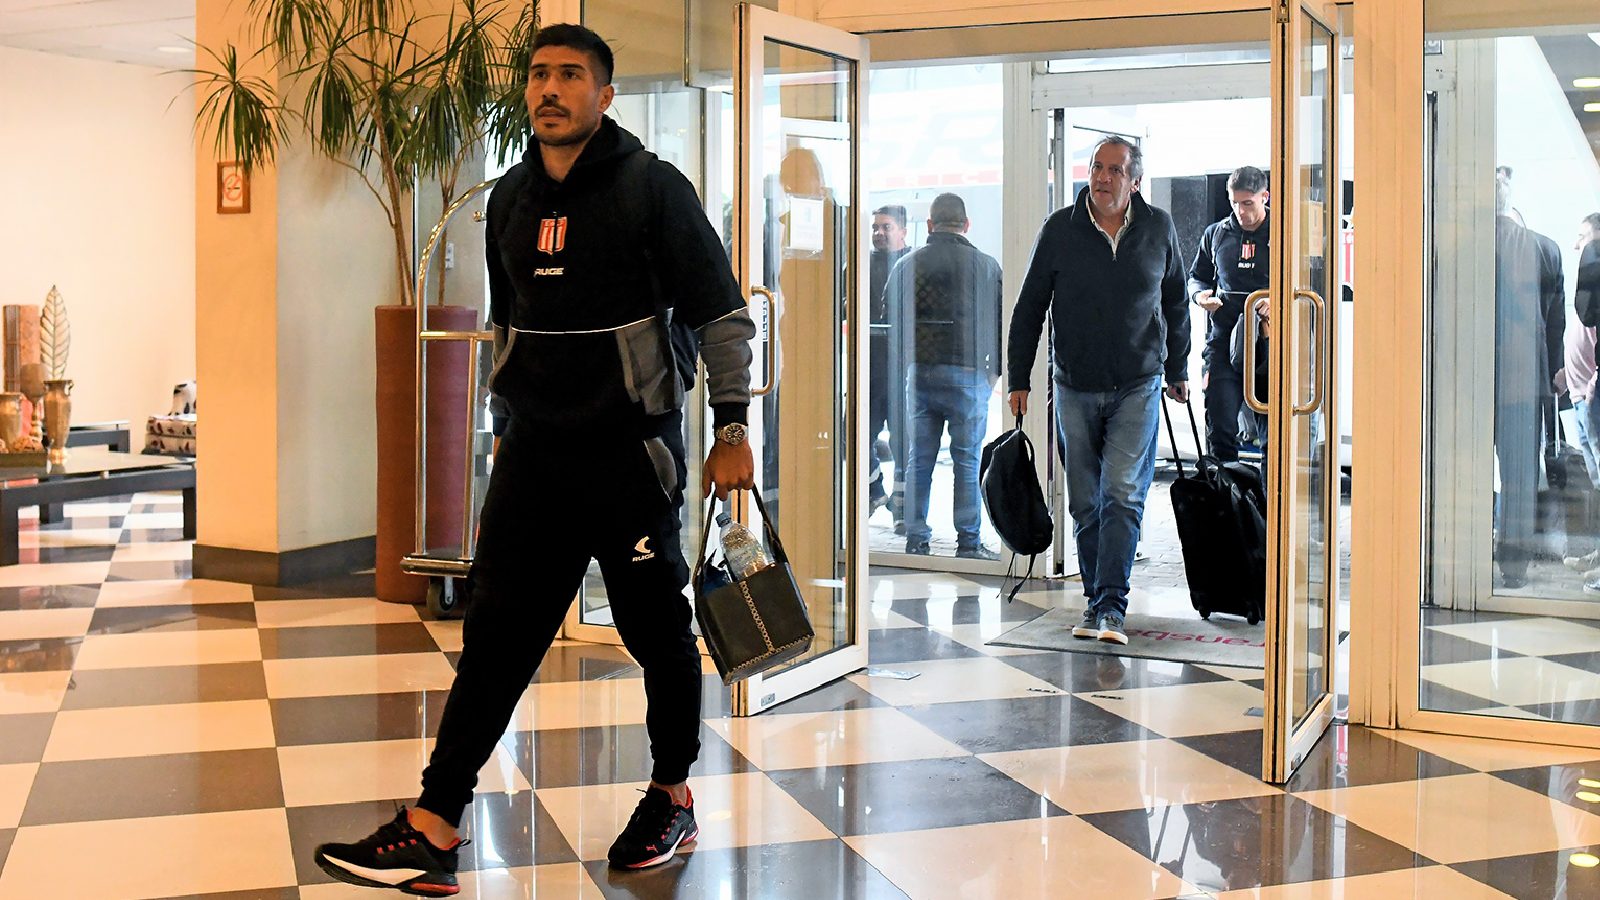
left=692, top=485, right=789, bottom=591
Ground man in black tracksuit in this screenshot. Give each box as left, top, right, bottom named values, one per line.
left=870, top=205, right=912, bottom=521
left=1187, top=166, right=1270, bottom=461
left=315, top=25, right=757, bottom=895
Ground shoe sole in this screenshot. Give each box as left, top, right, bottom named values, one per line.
left=1071, top=625, right=1099, bottom=639
left=1098, top=629, right=1129, bottom=645
left=314, top=849, right=459, bottom=897
left=612, top=826, right=699, bottom=870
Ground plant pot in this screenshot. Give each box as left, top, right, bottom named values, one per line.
left=374, top=304, right=476, bottom=604
left=43, top=380, right=72, bottom=465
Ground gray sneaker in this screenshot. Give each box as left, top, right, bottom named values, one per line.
left=956, top=544, right=1001, bottom=561
left=1097, top=612, right=1128, bottom=645
left=1072, top=608, right=1100, bottom=639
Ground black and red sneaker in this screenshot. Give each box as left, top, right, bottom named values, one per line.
left=313, top=807, right=466, bottom=897
left=607, top=786, right=699, bottom=869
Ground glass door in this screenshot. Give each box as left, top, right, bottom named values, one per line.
left=1261, top=0, right=1342, bottom=783
left=731, top=3, right=870, bottom=715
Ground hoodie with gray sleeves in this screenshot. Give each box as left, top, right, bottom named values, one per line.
left=484, top=117, right=755, bottom=441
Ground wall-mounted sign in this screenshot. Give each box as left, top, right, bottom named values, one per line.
left=217, top=162, right=250, bottom=215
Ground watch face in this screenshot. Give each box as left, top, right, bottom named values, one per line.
left=719, top=424, right=747, bottom=445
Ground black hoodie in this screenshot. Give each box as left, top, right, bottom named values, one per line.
left=485, top=118, right=755, bottom=441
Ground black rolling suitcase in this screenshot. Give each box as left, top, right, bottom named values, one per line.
left=1162, top=397, right=1267, bottom=625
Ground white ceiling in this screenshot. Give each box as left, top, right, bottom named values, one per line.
left=0, top=0, right=193, bottom=69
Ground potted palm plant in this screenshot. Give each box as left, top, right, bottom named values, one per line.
left=188, top=0, right=537, bottom=601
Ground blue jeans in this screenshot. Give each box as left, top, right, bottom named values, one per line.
left=905, top=364, right=992, bottom=546
left=1055, top=375, right=1162, bottom=616
left=1579, top=397, right=1600, bottom=488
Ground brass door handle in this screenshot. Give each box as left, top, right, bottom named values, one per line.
left=1293, top=289, right=1327, bottom=416
left=1243, top=289, right=1271, bottom=415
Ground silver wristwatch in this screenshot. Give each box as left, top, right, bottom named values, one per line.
left=715, top=423, right=748, bottom=446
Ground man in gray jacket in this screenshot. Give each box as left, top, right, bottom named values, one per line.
left=1007, top=137, right=1190, bottom=645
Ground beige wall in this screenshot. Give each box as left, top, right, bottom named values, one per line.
left=0, top=46, right=196, bottom=435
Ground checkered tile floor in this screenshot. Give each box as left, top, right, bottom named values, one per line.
left=2, top=493, right=1599, bottom=898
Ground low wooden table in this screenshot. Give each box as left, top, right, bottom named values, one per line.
left=0, top=449, right=195, bottom=566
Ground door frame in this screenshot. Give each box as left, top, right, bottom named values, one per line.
left=729, top=3, right=873, bottom=715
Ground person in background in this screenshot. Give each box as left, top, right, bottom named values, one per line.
left=1188, top=165, right=1271, bottom=461
left=1565, top=212, right=1600, bottom=587
left=870, top=204, right=912, bottom=527
left=889, top=192, right=1003, bottom=560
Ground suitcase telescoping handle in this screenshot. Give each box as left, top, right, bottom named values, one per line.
left=1159, top=395, right=1206, bottom=479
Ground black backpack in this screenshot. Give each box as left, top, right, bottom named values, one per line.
left=980, top=418, right=1054, bottom=600
left=488, top=150, right=700, bottom=390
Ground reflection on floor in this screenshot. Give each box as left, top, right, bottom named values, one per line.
left=1, top=494, right=1599, bottom=898
left=1422, top=608, right=1600, bottom=725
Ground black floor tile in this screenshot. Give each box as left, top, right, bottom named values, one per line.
left=767, top=756, right=1065, bottom=837
left=583, top=839, right=910, bottom=900
left=1423, top=628, right=1528, bottom=665
left=760, top=679, right=887, bottom=716
left=252, top=573, right=378, bottom=601
left=1001, top=651, right=1227, bottom=693
left=87, top=602, right=256, bottom=635
left=1451, top=847, right=1600, bottom=899
left=0, top=830, right=14, bottom=876
left=60, top=661, right=267, bottom=710
left=18, top=545, right=117, bottom=565
left=887, top=595, right=1047, bottom=626
left=1083, top=793, right=1429, bottom=894
left=0, top=584, right=99, bottom=611
left=1176, top=730, right=1263, bottom=779
left=258, top=623, right=441, bottom=659
left=0, top=637, right=81, bottom=671
left=1285, top=725, right=1474, bottom=793
left=1418, top=681, right=1499, bottom=715
left=1491, top=762, right=1600, bottom=813
left=867, top=627, right=984, bottom=665
left=287, top=793, right=577, bottom=886
left=902, top=694, right=1151, bottom=754
left=533, top=644, right=640, bottom=684
left=1420, top=607, right=1524, bottom=628
left=1542, top=650, right=1600, bottom=676
left=106, top=559, right=192, bottom=581
left=504, top=723, right=753, bottom=789
left=0, top=713, right=53, bottom=764
left=1514, top=699, right=1600, bottom=726
left=270, top=691, right=452, bottom=746
left=20, top=749, right=284, bottom=825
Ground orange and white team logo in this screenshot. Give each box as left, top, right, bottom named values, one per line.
left=1240, top=242, right=1256, bottom=261
left=538, top=216, right=568, bottom=255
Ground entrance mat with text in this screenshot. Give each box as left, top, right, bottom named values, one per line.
left=990, top=608, right=1265, bottom=668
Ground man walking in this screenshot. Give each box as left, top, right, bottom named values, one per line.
left=1188, top=166, right=1270, bottom=461
left=1007, top=137, right=1189, bottom=644
left=314, top=24, right=756, bottom=894
left=888, top=193, right=1003, bottom=560
left=870, top=204, right=912, bottom=524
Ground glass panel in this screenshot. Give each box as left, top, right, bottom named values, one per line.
left=866, top=64, right=1007, bottom=561
left=1290, top=19, right=1335, bottom=729
left=751, top=39, right=854, bottom=666
left=1423, top=3, right=1600, bottom=725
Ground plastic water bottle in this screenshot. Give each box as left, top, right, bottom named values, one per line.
left=717, top=513, right=771, bottom=580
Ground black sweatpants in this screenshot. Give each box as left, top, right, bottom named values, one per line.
left=1204, top=303, right=1246, bottom=461
left=417, top=415, right=702, bottom=827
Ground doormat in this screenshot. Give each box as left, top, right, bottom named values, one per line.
left=990, top=608, right=1265, bottom=668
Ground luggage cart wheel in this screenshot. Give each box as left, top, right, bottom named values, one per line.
left=426, top=578, right=465, bottom=620
left=1247, top=612, right=1261, bottom=626
left=1199, top=610, right=1211, bottom=620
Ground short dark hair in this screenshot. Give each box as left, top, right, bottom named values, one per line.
left=1227, top=165, right=1268, bottom=195
left=1091, top=135, right=1143, bottom=182
left=532, top=23, right=614, bottom=85
left=1584, top=212, right=1600, bottom=232
left=873, top=205, right=907, bottom=230
left=929, top=193, right=967, bottom=229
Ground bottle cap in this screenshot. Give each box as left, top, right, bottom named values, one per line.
left=716, top=512, right=732, bottom=527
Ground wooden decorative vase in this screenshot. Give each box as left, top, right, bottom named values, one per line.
left=0, top=394, right=22, bottom=450
left=43, top=379, right=72, bottom=465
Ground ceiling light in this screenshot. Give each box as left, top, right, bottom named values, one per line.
left=157, top=45, right=188, bottom=54
left=1576, top=76, right=1600, bottom=89
left=1587, top=102, right=1600, bottom=113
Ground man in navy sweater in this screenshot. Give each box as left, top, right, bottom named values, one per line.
left=1007, top=136, right=1190, bottom=645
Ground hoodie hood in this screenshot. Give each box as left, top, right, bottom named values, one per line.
left=520, top=116, right=646, bottom=185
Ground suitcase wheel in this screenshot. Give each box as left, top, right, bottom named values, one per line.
left=426, top=577, right=468, bottom=621
left=1247, top=612, right=1260, bottom=626
left=1199, top=610, right=1211, bottom=620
